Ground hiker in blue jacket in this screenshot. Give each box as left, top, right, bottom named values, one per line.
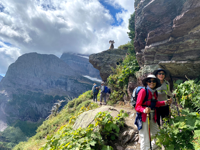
left=100, top=81, right=107, bottom=105
left=91, top=83, right=99, bottom=102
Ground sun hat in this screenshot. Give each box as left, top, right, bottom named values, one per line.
left=93, top=83, right=96, bottom=85
left=142, top=74, right=161, bottom=89
left=101, top=81, right=105, bottom=84
left=153, top=68, right=167, bottom=76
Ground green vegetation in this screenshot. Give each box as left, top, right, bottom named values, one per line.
left=156, top=80, right=200, bottom=150
left=108, top=53, right=139, bottom=104
left=127, top=12, right=135, bottom=44
left=40, top=110, right=128, bottom=150
left=8, top=92, right=65, bottom=121
left=13, top=90, right=99, bottom=150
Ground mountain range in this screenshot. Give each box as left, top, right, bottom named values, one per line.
left=0, top=52, right=101, bottom=135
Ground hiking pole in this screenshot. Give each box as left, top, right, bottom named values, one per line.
left=147, top=113, right=152, bottom=150
left=174, top=95, right=180, bottom=116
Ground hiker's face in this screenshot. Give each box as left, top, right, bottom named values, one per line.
left=156, top=71, right=165, bottom=81
left=146, top=78, right=156, bottom=89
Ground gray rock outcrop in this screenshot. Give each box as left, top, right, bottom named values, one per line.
left=0, top=75, right=3, bottom=82
left=134, top=0, right=200, bottom=79
left=89, top=49, right=128, bottom=81
left=60, top=53, right=101, bottom=79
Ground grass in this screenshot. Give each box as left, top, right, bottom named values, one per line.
left=13, top=90, right=99, bottom=150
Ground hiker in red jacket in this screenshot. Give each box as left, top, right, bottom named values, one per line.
left=135, top=74, right=172, bottom=150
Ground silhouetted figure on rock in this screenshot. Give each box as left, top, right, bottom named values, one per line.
left=109, top=40, right=115, bottom=49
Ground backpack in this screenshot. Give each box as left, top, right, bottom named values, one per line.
left=131, top=86, right=149, bottom=108
left=93, top=85, right=99, bottom=94
left=107, top=88, right=111, bottom=94
left=131, top=86, right=158, bottom=108
left=103, top=86, right=110, bottom=94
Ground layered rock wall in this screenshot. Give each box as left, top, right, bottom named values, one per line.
left=134, top=0, right=200, bottom=79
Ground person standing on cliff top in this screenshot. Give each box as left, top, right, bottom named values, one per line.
left=153, top=68, right=173, bottom=127
left=100, top=81, right=106, bottom=105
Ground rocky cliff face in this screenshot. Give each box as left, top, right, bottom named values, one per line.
left=134, top=0, right=200, bottom=79
left=60, top=53, right=101, bottom=79
left=0, top=76, right=2, bottom=82
left=0, top=53, right=94, bottom=126
left=89, top=49, right=128, bottom=81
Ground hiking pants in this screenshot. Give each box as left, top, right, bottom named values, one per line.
left=139, top=112, right=159, bottom=150
left=93, top=93, right=98, bottom=102
left=100, top=92, right=106, bottom=103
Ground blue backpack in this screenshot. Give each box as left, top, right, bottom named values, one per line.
left=131, top=86, right=149, bottom=108
left=103, top=86, right=110, bottom=94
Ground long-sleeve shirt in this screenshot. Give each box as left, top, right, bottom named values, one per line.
left=100, top=85, right=105, bottom=93
left=156, top=80, right=174, bottom=101
left=135, top=88, right=166, bottom=122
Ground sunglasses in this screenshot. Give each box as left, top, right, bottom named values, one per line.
left=158, top=73, right=165, bottom=75
left=147, top=80, right=156, bottom=83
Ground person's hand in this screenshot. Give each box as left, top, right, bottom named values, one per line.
left=145, top=107, right=151, bottom=114
left=166, top=98, right=172, bottom=105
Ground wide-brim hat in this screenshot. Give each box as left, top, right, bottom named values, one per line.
left=153, top=68, right=167, bottom=76
left=142, top=74, right=161, bottom=89
left=93, top=83, right=96, bottom=85
left=101, top=81, right=105, bottom=84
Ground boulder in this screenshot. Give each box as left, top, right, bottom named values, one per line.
left=89, top=49, right=128, bottom=81
left=73, top=106, right=120, bottom=130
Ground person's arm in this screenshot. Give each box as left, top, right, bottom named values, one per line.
left=135, top=89, right=147, bottom=113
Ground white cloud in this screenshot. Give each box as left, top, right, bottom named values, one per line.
left=0, top=41, right=21, bottom=74
left=0, top=0, right=135, bottom=74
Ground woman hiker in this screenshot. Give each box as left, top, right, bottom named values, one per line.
left=135, top=74, right=172, bottom=150
left=153, top=68, right=173, bottom=127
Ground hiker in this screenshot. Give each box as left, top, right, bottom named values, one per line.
left=91, top=83, right=99, bottom=102
left=135, top=74, right=172, bottom=150
left=153, top=68, right=173, bottom=126
left=100, top=81, right=106, bottom=105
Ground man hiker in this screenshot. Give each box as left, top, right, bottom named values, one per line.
left=135, top=74, right=172, bottom=150
left=91, top=83, right=99, bottom=102
left=153, top=68, right=173, bottom=127
left=100, top=81, right=107, bottom=105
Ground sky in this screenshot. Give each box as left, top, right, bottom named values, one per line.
left=0, top=0, right=135, bottom=76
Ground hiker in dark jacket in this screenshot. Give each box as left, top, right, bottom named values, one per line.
left=91, top=83, right=99, bottom=102
left=100, top=81, right=106, bottom=105
left=153, top=68, right=173, bottom=126
left=135, top=74, right=172, bottom=150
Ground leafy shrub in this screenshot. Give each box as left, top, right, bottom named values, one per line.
left=156, top=109, right=200, bottom=150
left=175, top=80, right=200, bottom=112
left=40, top=110, right=128, bottom=150
left=108, top=54, right=139, bottom=104
left=156, top=80, right=200, bottom=149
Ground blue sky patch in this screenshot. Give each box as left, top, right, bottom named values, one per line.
left=99, top=0, right=124, bottom=26
left=4, top=41, right=12, bottom=47
left=0, top=3, right=5, bottom=12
